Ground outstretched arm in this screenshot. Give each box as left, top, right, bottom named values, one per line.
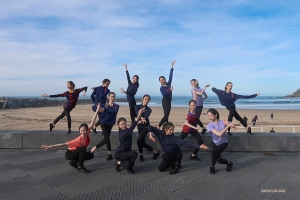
left=212, top=87, right=223, bottom=95
left=167, top=60, right=175, bottom=86
left=195, top=84, right=210, bottom=95
left=41, top=143, right=67, bottom=150
left=211, top=124, right=237, bottom=136
left=235, top=93, right=259, bottom=99
left=42, top=92, right=65, bottom=98
left=123, top=64, right=131, bottom=85
left=89, top=103, right=101, bottom=128
left=184, top=120, right=198, bottom=131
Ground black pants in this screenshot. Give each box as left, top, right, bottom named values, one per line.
left=129, top=101, right=137, bottom=123
left=211, top=142, right=228, bottom=166
left=137, top=127, right=154, bottom=154
left=158, top=100, right=172, bottom=127
left=54, top=108, right=72, bottom=129
left=226, top=107, right=248, bottom=132
left=180, top=131, right=203, bottom=155
left=65, top=146, right=94, bottom=167
left=158, top=151, right=183, bottom=172
left=94, top=112, right=101, bottom=128
left=115, top=151, right=138, bottom=169
left=95, top=124, right=113, bottom=151
left=196, top=106, right=204, bottom=128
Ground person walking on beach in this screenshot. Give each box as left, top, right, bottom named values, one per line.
left=243, top=115, right=248, bottom=124
left=41, top=103, right=101, bottom=173
left=190, top=79, right=210, bottom=134
left=212, top=82, right=260, bottom=136
left=114, top=108, right=146, bottom=174
left=270, top=113, right=274, bottom=120
left=270, top=127, right=275, bottom=133
left=90, top=92, right=119, bottom=161
left=157, top=60, right=176, bottom=129
left=120, top=64, right=139, bottom=123
left=180, top=100, right=205, bottom=161
left=90, top=79, right=111, bottom=133
left=42, top=81, right=87, bottom=134
left=148, top=122, right=209, bottom=175
left=207, top=108, right=239, bottom=174
left=135, top=94, right=160, bottom=162
left=252, top=115, right=258, bottom=126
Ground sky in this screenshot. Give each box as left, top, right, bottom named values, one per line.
left=0, top=0, right=300, bottom=97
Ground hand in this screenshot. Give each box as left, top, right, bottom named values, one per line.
left=91, top=87, right=95, bottom=90
left=122, top=64, right=128, bottom=70
left=137, top=107, right=146, bottom=116
left=149, top=133, right=156, bottom=142
left=205, top=84, right=210, bottom=88
left=257, top=93, right=261, bottom=96
left=99, top=108, right=105, bottom=113
left=200, top=144, right=209, bottom=150
left=170, top=86, right=174, bottom=91
left=228, top=124, right=237, bottom=130
left=42, top=94, right=49, bottom=97
left=120, top=88, right=125, bottom=93
left=223, top=118, right=229, bottom=127
left=41, top=145, right=51, bottom=150
left=90, top=146, right=97, bottom=153
left=82, top=91, right=86, bottom=96
left=171, top=60, right=176, bottom=68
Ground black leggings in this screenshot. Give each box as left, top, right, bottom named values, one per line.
left=158, top=151, right=183, bottom=171
left=115, top=151, right=138, bottom=169
left=196, top=106, right=204, bottom=128
left=226, top=107, right=248, bottom=132
left=158, top=100, right=172, bottom=127
left=180, top=131, right=203, bottom=155
left=54, top=108, right=72, bottom=129
left=65, top=146, right=94, bottom=167
left=211, top=142, right=228, bottom=166
left=95, top=124, right=113, bottom=151
left=137, top=127, right=154, bottom=154
left=129, top=101, right=137, bottom=123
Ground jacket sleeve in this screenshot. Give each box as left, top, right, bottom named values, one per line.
left=125, top=84, right=138, bottom=96
left=126, top=71, right=131, bottom=85
left=167, top=68, right=173, bottom=87
left=77, top=86, right=88, bottom=92
left=148, top=126, right=161, bottom=137
left=212, top=87, right=223, bottom=94
left=135, top=105, right=139, bottom=116
left=175, top=137, right=199, bottom=149
left=49, top=91, right=66, bottom=97
left=90, top=90, right=96, bottom=104
left=127, top=121, right=138, bottom=133
left=143, top=108, right=152, bottom=121
left=234, top=93, right=257, bottom=99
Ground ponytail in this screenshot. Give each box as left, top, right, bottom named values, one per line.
left=161, top=122, right=174, bottom=137
left=207, top=108, right=220, bottom=120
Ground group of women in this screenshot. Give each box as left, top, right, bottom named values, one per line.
left=41, top=61, right=260, bottom=175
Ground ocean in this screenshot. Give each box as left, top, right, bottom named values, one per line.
left=2, top=96, right=300, bottom=110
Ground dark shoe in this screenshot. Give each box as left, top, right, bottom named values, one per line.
left=228, top=131, right=233, bottom=136
left=67, top=129, right=71, bottom=134
left=190, top=155, right=201, bottom=161
left=201, top=128, right=207, bottom=134
left=69, top=160, right=78, bottom=169
left=247, top=127, right=252, bottom=135
left=77, top=167, right=90, bottom=173
left=177, top=161, right=182, bottom=169
left=92, top=127, right=97, bottom=134
left=127, top=166, right=134, bottom=174
left=226, top=161, right=233, bottom=172
left=139, top=155, right=145, bottom=162
left=115, top=161, right=120, bottom=172
left=210, top=166, right=216, bottom=174
left=152, top=151, right=160, bottom=160
left=106, top=154, right=113, bottom=161
left=169, top=167, right=179, bottom=175
left=50, top=123, right=54, bottom=132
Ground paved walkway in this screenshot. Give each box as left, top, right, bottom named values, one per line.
left=0, top=149, right=299, bottom=200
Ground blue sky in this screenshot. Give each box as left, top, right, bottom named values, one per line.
left=0, top=0, right=300, bottom=97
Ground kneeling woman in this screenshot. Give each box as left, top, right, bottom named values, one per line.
left=115, top=107, right=145, bottom=174
left=148, top=122, right=209, bottom=175
left=41, top=104, right=101, bottom=173
left=206, top=108, right=239, bottom=174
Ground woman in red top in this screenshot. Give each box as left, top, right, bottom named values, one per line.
left=41, top=104, right=100, bottom=173
left=42, top=81, right=87, bottom=134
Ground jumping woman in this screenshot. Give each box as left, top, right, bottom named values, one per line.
left=41, top=103, right=101, bottom=173
left=42, top=81, right=87, bottom=134
left=207, top=108, right=240, bottom=174
left=135, top=94, right=160, bottom=162
left=148, top=122, right=209, bottom=175
left=120, top=64, right=139, bottom=123
left=190, top=79, right=210, bottom=134
left=157, top=60, right=176, bottom=129
left=212, top=82, right=260, bottom=136
left=180, top=100, right=205, bottom=161
left=114, top=107, right=145, bottom=174
left=91, top=79, right=111, bottom=133
left=90, top=92, right=119, bottom=161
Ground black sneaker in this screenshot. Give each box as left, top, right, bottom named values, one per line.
left=226, top=161, right=233, bottom=172
left=92, top=128, right=97, bottom=134
left=201, top=128, right=207, bottom=134
left=106, top=154, right=113, bottom=161
left=247, top=127, right=252, bottom=135
left=169, top=167, right=179, bottom=175
left=69, top=160, right=78, bottom=169
left=67, top=129, right=71, bottom=134
left=127, top=166, right=134, bottom=174
left=152, top=151, right=160, bottom=160
left=190, top=155, right=201, bottom=161
left=50, top=123, right=54, bottom=132
left=77, top=167, right=90, bottom=173
left=115, top=161, right=120, bottom=172
left=228, top=131, right=233, bottom=136
left=210, top=166, right=216, bottom=174
left=139, top=155, right=145, bottom=162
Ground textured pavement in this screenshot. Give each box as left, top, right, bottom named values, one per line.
left=0, top=149, right=300, bottom=200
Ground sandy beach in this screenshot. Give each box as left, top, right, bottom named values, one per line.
left=0, top=105, right=299, bottom=133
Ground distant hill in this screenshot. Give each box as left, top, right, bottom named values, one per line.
left=286, top=89, right=300, bottom=97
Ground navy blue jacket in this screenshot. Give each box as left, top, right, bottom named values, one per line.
left=160, top=68, right=173, bottom=101
left=125, top=71, right=138, bottom=103
left=91, top=86, right=110, bottom=111
left=212, top=87, right=257, bottom=108
left=148, top=126, right=199, bottom=153
left=135, top=104, right=152, bottom=128
left=116, top=121, right=137, bottom=152
left=99, top=103, right=119, bottom=125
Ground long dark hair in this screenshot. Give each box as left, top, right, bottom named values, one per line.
left=133, top=75, right=139, bottom=88
left=161, top=122, right=174, bottom=137
left=142, top=94, right=151, bottom=101
left=224, top=82, right=232, bottom=91
left=189, top=99, right=197, bottom=105
left=67, top=81, right=75, bottom=90
left=159, top=76, right=167, bottom=85
left=102, top=79, right=111, bottom=85
left=207, top=108, right=220, bottom=120
left=117, top=117, right=127, bottom=132
left=106, top=92, right=116, bottom=103
left=190, top=79, right=199, bottom=88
